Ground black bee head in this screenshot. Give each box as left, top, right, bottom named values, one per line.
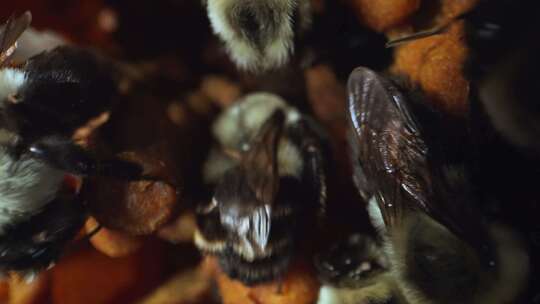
left=315, top=234, right=388, bottom=288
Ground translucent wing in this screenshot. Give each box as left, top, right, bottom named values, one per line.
left=240, top=110, right=285, bottom=252
left=242, top=109, right=285, bottom=206
left=347, top=67, right=429, bottom=229
left=212, top=109, right=285, bottom=258
left=347, top=67, right=489, bottom=250
left=0, top=12, right=32, bottom=67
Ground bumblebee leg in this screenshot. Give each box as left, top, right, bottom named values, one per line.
left=27, top=135, right=144, bottom=179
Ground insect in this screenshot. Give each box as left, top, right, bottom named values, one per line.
left=195, top=92, right=327, bottom=285
left=203, top=0, right=313, bottom=71
left=203, top=0, right=390, bottom=75
left=0, top=12, right=144, bottom=276
left=347, top=67, right=530, bottom=304
left=315, top=233, right=406, bottom=304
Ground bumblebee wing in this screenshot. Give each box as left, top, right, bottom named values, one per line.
left=348, top=67, right=492, bottom=252
left=0, top=12, right=32, bottom=67
left=347, top=67, right=431, bottom=229
left=221, top=109, right=285, bottom=254
left=242, top=109, right=285, bottom=206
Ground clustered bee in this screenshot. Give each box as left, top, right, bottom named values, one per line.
left=347, top=67, right=530, bottom=304
left=309, top=0, right=540, bottom=302
left=0, top=12, right=145, bottom=276
left=203, top=0, right=313, bottom=71
left=1, top=0, right=540, bottom=302
left=203, top=0, right=390, bottom=75
left=195, top=92, right=327, bottom=284
left=334, top=0, right=540, bottom=302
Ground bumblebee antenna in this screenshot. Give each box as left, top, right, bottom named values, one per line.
left=385, top=9, right=474, bottom=48
left=386, top=24, right=452, bottom=48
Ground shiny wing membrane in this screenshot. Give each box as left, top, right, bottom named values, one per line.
left=0, top=12, right=31, bottom=67
left=347, top=67, right=430, bottom=229
left=242, top=109, right=285, bottom=206
left=237, top=109, right=285, bottom=253
left=347, top=67, right=493, bottom=253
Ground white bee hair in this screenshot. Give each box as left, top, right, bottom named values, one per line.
left=0, top=148, right=64, bottom=235
left=0, top=68, right=25, bottom=107
left=211, top=92, right=303, bottom=177
left=205, top=0, right=311, bottom=72
left=317, top=275, right=399, bottom=304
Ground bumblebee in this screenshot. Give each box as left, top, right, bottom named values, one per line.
left=0, top=12, right=144, bottom=276
left=195, top=92, right=327, bottom=284
left=347, top=67, right=530, bottom=304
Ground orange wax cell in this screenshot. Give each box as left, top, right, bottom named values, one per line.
left=51, top=243, right=164, bottom=304
left=8, top=272, right=50, bottom=304
left=351, top=0, right=421, bottom=32
left=392, top=22, right=469, bottom=116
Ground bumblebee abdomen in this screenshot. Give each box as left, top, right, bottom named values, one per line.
left=218, top=243, right=293, bottom=285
